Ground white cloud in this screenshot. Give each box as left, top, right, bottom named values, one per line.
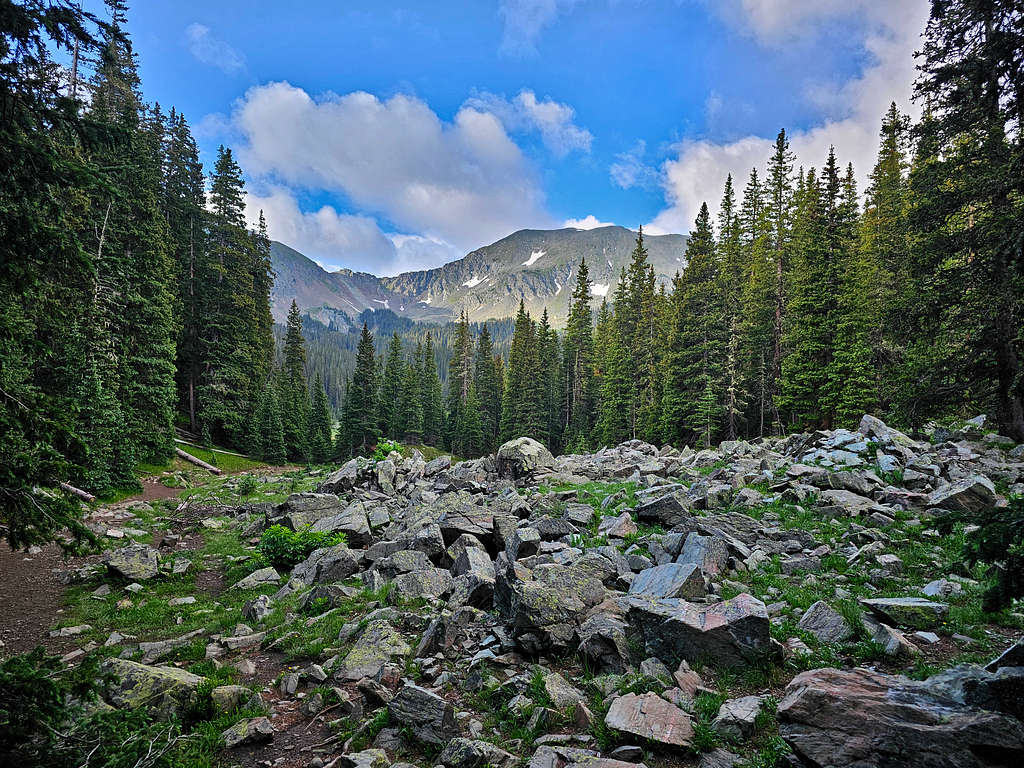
left=563, top=215, right=616, bottom=230
left=464, top=89, right=592, bottom=157
left=610, top=140, right=658, bottom=190
left=649, top=0, right=929, bottom=234
left=498, top=0, right=580, bottom=56
left=232, top=82, right=555, bottom=258
left=184, top=23, right=245, bottom=73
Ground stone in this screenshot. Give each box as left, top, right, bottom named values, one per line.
left=858, top=414, right=915, bottom=447
left=599, top=512, right=637, bottom=539
left=926, top=475, right=997, bottom=515
left=676, top=533, right=728, bottom=575
left=103, top=659, right=203, bottom=720
left=797, top=601, right=853, bottom=644
left=628, top=563, right=704, bottom=600
left=230, top=566, right=280, bottom=590
left=321, top=459, right=359, bottom=493
left=922, top=578, right=962, bottom=598
left=242, top=594, right=274, bottom=623
left=388, top=683, right=458, bottom=745
left=424, top=454, right=452, bottom=476
left=105, top=544, right=159, bottom=581
left=211, top=684, right=261, bottom=713
left=336, top=749, right=391, bottom=768
left=393, top=567, right=454, bottom=600
left=496, top=437, right=556, bottom=479
left=860, top=596, right=949, bottom=630
left=604, top=692, right=693, bottom=747
left=438, top=737, right=518, bottom=768
left=698, top=749, right=739, bottom=768
left=335, top=620, right=411, bottom=681
left=544, top=672, right=586, bottom=710
left=508, top=528, right=542, bottom=560
left=221, top=716, right=273, bottom=748
left=986, top=639, right=1024, bottom=672
left=634, top=491, right=693, bottom=528
left=625, top=593, right=771, bottom=667
left=292, top=544, right=360, bottom=585
left=778, top=666, right=1024, bottom=768
left=712, top=695, right=763, bottom=741
left=138, top=628, right=206, bottom=664
left=576, top=614, right=631, bottom=674
left=308, top=502, right=372, bottom=546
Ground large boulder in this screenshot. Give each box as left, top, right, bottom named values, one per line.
left=308, top=501, right=372, bottom=546
left=319, top=458, right=360, bottom=493
left=778, top=667, right=1024, bottom=768
left=624, top=593, right=771, bottom=667
left=860, top=596, right=948, bottom=630
left=676, top=533, right=729, bottom=575
left=926, top=475, right=997, bottom=515
left=103, top=659, right=204, bottom=720
left=798, top=601, right=854, bottom=644
left=628, top=563, right=704, bottom=600
left=439, top=738, right=518, bottom=768
left=577, top=614, right=632, bottom=674
left=335, top=620, right=411, bottom=681
left=388, top=683, right=458, bottom=745
left=604, top=692, right=694, bottom=747
left=292, top=544, right=360, bottom=585
left=272, top=493, right=343, bottom=529
left=221, top=716, right=274, bottom=748
left=496, top=438, right=555, bottom=479
left=105, top=544, right=159, bottom=581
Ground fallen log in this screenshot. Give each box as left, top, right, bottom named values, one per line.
left=175, top=447, right=222, bottom=475
left=60, top=482, right=96, bottom=502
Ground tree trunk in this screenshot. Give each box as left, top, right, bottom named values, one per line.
left=175, top=447, right=222, bottom=475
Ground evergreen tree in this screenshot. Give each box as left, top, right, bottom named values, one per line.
left=421, top=333, right=445, bottom=447
left=594, top=299, right=630, bottom=446
left=446, top=311, right=473, bottom=451
left=563, top=258, right=595, bottom=448
left=279, top=300, right=311, bottom=461
left=500, top=301, right=544, bottom=443
left=764, top=129, right=795, bottom=429
left=343, top=324, right=379, bottom=455
left=473, top=325, right=502, bottom=452
left=309, top=373, right=333, bottom=463
left=252, top=380, right=286, bottom=465
left=717, top=174, right=747, bottom=439
left=399, top=343, right=424, bottom=443
left=379, top=333, right=405, bottom=439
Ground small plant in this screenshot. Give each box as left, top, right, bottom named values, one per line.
left=237, top=474, right=259, bottom=497
left=371, top=439, right=401, bottom=461
left=257, top=524, right=347, bottom=570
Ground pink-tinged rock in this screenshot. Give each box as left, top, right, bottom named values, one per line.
left=778, top=667, right=1024, bottom=768
left=625, top=593, right=771, bottom=667
left=604, top=692, right=693, bottom=747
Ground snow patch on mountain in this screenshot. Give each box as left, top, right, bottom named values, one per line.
left=463, top=276, right=484, bottom=288
left=523, top=249, right=545, bottom=266
left=591, top=283, right=610, bottom=297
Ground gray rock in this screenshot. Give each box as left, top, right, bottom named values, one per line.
left=309, top=501, right=372, bottom=546
left=292, top=544, right=360, bottom=585
left=103, top=659, right=203, bottom=720
left=336, top=749, right=390, bottom=768
left=986, top=639, right=1024, bottom=672
left=628, top=563, right=704, bottom=600
left=676, top=533, right=728, bottom=575
left=496, top=437, right=556, bottom=479
left=712, top=695, right=763, bottom=741
left=230, top=566, right=280, bottom=590
left=604, top=692, right=694, bottom=747
left=544, top=672, right=586, bottom=710
left=388, top=683, right=458, bottom=745
left=860, top=596, right=949, bottom=630
left=577, top=614, right=631, bottom=674
left=926, top=475, right=997, bottom=514
left=221, top=716, right=273, bottom=748
left=320, top=459, right=359, bottom=493
left=394, top=567, right=454, bottom=600
left=335, top=620, right=411, bottom=681
left=508, top=527, right=541, bottom=560
left=242, top=594, right=274, bottom=623
left=599, top=512, right=637, bottom=539
left=105, top=544, right=159, bottom=581
left=797, top=601, right=854, bottom=644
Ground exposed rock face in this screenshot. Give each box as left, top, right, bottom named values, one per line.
left=388, top=683, right=458, bottom=745
left=604, top=692, right=694, bottom=747
left=778, top=667, right=1024, bottom=768
left=625, top=593, right=771, bottom=667
left=292, top=544, right=360, bottom=585
left=925, top=475, right=996, bottom=514
left=496, top=438, right=556, bottom=479
left=439, top=738, right=518, bottom=768
left=103, top=659, right=204, bottom=720
left=105, top=544, right=159, bottom=581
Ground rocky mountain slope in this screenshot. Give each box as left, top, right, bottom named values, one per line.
left=33, top=415, right=1024, bottom=767
left=271, top=226, right=688, bottom=326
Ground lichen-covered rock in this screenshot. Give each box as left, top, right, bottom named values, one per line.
left=625, top=593, right=771, bottom=667
left=221, top=716, right=273, bottom=748
left=388, top=683, right=458, bottom=745
left=577, top=613, right=632, bottom=674
left=103, top=659, right=203, bottom=720
left=675, top=533, right=728, bottom=575
left=712, top=695, right=764, bottom=741
left=335, top=620, right=411, bottom=681
left=926, top=475, right=997, bottom=514
left=292, top=544, right=360, bottom=585
left=230, top=566, right=280, bottom=590
left=394, top=567, right=454, bottom=600
left=628, top=563, right=704, bottom=600
left=860, top=596, right=949, bottom=630
left=105, top=544, right=159, bottom=581
left=439, top=738, right=518, bottom=768
left=496, top=437, right=556, bottom=479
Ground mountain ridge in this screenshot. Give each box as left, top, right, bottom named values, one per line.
left=271, top=225, right=689, bottom=327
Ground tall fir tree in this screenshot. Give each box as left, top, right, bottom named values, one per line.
left=421, top=333, right=445, bottom=447
left=379, top=333, right=406, bottom=439
left=278, top=300, right=311, bottom=461
left=309, top=373, right=333, bottom=463
left=473, top=324, right=502, bottom=453
left=562, top=258, right=595, bottom=448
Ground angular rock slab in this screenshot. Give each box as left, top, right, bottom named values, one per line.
left=439, top=737, right=518, bottom=768
left=798, top=600, right=853, bottom=644
left=103, top=658, right=203, bottom=720
left=860, top=596, right=948, bottom=630
left=221, top=716, right=273, bottom=748
left=778, top=666, right=1024, bottom=768
left=335, top=619, right=410, bottom=681
left=105, top=544, right=159, bottom=581
left=628, top=562, right=704, bottom=600
left=604, top=692, right=693, bottom=747
left=624, top=593, right=771, bottom=667
left=926, top=475, right=996, bottom=514
left=388, top=683, right=458, bottom=745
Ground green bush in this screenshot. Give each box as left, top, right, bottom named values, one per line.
left=257, top=524, right=347, bottom=570
left=371, top=439, right=401, bottom=461
left=237, top=474, right=259, bottom=497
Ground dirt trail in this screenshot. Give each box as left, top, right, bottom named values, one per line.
left=0, top=542, right=73, bottom=656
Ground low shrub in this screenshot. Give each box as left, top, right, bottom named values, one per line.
left=257, top=524, right=347, bottom=570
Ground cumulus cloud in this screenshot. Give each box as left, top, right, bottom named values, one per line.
left=649, top=0, right=929, bottom=234
left=463, top=89, right=592, bottom=156
left=498, top=0, right=581, bottom=56
left=185, top=23, right=245, bottom=73
left=563, top=214, right=617, bottom=229
left=231, top=82, right=555, bottom=262
left=610, top=140, right=658, bottom=190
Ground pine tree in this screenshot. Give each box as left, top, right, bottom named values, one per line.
left=399, top=343, right=424, bottom=443
left=253, top=380, right=286, bottom=465
left=309, top=373, right=333, bottom=463
left=473, top=325, right=502, bottom=453
left=594, top=299, right=630, bottom=446
left=279, top=300, right=311, bottom=461
left=421, top=333, right=445, bottom=447
left=500, top=301, right=544, bottom=443
left=537, top=309, right=561, bottom=450
left=717, top=174, right=747, bottom=439
left=379, top=333, right=405, bottom=439
left=563, top=258, right=595, bottom=447
left=765, top=129, right=795, bottom=429
left=345, top=324, right=379, bottom=455
left=446, top=311, right=473, bottom=451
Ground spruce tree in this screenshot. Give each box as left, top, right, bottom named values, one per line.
left=473, top=325, right=502, bottom=452
left=379, top=333, right=405, bottom=439
left=346, top=324, right=379, bottom=454
left=421, top=333, right=445, bottom=447
left=594, top=299, right=630, bottom=446
left=717, top=174, right=747, bottom=439
left=399, top=343, right=424, bottom=443
left=563, top=258, right=595, bottom=448
left=446, top=312, right=473, bottom=451
left=279, top=300, right=311, bottom=461
left=309, top=373, right=333, bottom=463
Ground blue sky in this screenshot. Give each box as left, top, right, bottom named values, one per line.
left=99, top=0, right=928, bottom=275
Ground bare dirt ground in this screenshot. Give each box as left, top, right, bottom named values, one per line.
left=0, top=541, right=73, bottom=656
